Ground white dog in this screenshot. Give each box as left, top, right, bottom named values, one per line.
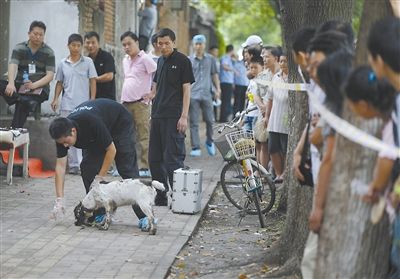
left=74, top=179, right=165, bottom=235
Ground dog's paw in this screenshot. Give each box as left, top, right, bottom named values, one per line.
left=97, top=218, right=111, bottom=230
left=149, top=227, right=157, bottom=235
left=98, top=223, right=110, bottom=230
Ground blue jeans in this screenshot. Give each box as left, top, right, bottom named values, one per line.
left=243, top=116, right=256, bottom=131
left=189, top=98, right=215, bottom=149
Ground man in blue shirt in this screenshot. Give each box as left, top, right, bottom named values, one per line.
left=233, top=53, right=249, bottom=115
left=188, top=34, right=221, bottom=157
left=219, top=44, right=235, bottom=122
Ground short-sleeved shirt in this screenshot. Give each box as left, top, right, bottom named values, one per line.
left=379, top=118, right=396, bottom=160
left=246, top=79, right=258, bottom=117
left=308, top=79, right=326, bottom=116
left=189, top=53, right=217, bottom=100
left=219, top=54, right=234, bottom=84
left=152, top=49, right=195, bottom=119
left=55, top=55, right=98, bottom=111
left=92, top=48, right=116, bottom=100
left=10, top=41, right=55, bottom=92
left=121, top=50, right=157, bottom=103
left=255, top=69, right=273, bottom=100
left=267, top=71, right=289, bottom=134
left=233, top=60, right=249, bottom=86
left=139, top=5, right=157, bottom=38
left=56, top=99, right=133, bottom=158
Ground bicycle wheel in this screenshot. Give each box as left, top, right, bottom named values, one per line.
left=252, top=191, right=266, bottom=228
left=220, top=160, right=276, bottom=215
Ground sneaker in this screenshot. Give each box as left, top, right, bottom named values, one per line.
left=95, top=214, right=106, bottom=225
left=51, top=198, right=65, bottom=221
left=138, top=217, right=157, bottom=232
left=205, top=142, right=216, bottom=156
left=139, top=168, right=151, bottom=178
left=138, top=217, right=149, bottom=232
left=112, top=169, right=120, bottom=177
left=190, top=149, right=201, bottom=157
left=69, top=167, right=80, bottom=175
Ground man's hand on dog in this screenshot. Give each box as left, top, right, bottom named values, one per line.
left=94, top=175, right=108, bottom=184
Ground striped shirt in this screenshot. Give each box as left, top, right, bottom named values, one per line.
left=189, top=53, right=217, bottom=100
left=267, top=71, right=289, bottom=134
left=55, top=55, right=97, bottom=111
left=10, top=41, right=55, bottom=91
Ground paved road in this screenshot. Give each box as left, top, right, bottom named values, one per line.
left=0, top=145, right=224, bottom=278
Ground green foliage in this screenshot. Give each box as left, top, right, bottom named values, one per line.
left=352, top=0, right=364, bottom=36
left=203, top=0, right=282, bottom=51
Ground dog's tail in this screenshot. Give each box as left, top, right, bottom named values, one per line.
left=152, top=180, right=165, bottom=191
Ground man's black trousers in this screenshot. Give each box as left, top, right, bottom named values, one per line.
left=148, top=118, right=185, bottom=197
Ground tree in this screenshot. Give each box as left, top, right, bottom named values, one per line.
left=202, top=0, right=281, bottom=49
left=264, top=0, right=354, bottom=277
left=314, top=1, right=394, bottom=277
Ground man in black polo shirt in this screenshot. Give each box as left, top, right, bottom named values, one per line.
left=48, top=99, right=146, bottom=224
left=84, top=31, right=116, bottom=100
left=144, top=28, right=195, bottom=206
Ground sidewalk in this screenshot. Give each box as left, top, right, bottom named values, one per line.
left=0, top=144, right=224, bottom=278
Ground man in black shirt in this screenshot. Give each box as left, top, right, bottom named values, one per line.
left=49, top=99, right=145, bottom=222
left=144, top=28, right=195, bottom=205
left=84, top=32, right=116, bottom=100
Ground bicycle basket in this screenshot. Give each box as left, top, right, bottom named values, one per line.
left=225, top=130, right=255, bottom=160
left=213, top=124, right=237, bottom=161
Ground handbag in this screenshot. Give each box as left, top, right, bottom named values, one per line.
left=254, top=118, right=268, bottom=142
left=298, top=118, right=314, bottom=187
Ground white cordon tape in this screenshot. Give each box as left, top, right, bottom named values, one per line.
left=253, top=78, right=400, bottom=158
left=254, top=78, right=308, bottom=91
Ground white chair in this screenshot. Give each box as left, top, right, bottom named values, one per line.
left=0, top=129, right=29, bottom=185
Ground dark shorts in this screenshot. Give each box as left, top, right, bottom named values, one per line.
left=268, top=132, right=288, bottom=154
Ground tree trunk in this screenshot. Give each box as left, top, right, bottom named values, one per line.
left=266, top=0, right=353, bottom=276
left=315, top=1, right=393, bottom=277
left=314, top=110, right=391, bottom=278
left=354, top=0, right=393, bottom=66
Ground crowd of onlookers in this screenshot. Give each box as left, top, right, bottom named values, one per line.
left=224, top=18, right=399, bottom=278
left=200, top=15, right=400, bottom=278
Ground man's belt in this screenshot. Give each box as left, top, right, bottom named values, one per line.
left=123, top=98, right=144, bottom=104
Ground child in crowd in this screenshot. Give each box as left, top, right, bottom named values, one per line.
left=248, top=56, right=269, bottom=168
left=243, top=56, right=263, bottom=132
left=265, top=52, right=288, bottom=184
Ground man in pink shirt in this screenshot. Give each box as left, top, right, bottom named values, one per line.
left=120, top=31, right=157, bottom=178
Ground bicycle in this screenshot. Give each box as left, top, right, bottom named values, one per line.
left=214, top=108, right=276, bottom=228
